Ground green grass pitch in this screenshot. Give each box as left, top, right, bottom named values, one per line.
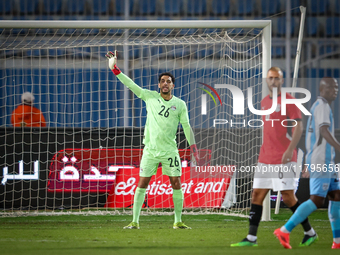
left=0, top=209, right=337, bottom=255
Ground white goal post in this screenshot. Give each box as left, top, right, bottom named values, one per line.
left=0, top=20, right=271, bottom=217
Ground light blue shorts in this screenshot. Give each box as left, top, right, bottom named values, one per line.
left=309, top=171, right=340, bottom=197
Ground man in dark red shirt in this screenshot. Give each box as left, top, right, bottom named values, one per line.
left=231, top=67, right=317, bottom=247
left=11, top=92, right=46, bottom=127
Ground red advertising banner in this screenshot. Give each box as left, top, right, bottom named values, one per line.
left=47, top=148, right=208, bottom=193
left=48, top=148, right=233, bottom=208
left=47, top=148, right=143, bottom=193
left=105, top=166, right=231, bottom=208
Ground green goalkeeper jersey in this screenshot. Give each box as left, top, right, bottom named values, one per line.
left=116, top=72, right=195, bottom=153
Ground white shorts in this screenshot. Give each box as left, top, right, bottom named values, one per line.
left=252, top=162, right=298, bottom=191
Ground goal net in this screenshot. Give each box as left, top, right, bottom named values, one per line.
left=0, top=20, right=271, bottom=216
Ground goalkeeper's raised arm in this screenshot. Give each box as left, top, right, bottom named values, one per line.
left=106, top=50, right=199, bottom=163
left=105, top=50, right=143, bottom=98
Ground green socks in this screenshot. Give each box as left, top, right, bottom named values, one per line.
left=132, top=187, right=146, bottom=223
left=173, top=189, right=184, bottom=223
left=132, top=187, right=184, bottom=224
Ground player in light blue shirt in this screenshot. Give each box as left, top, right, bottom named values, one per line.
left=274, top=77, right=340, bottom=249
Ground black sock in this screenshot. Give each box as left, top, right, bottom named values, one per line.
left=248, top=203, right=263, bottom=236
left=290, top=201, right=312, bottom=232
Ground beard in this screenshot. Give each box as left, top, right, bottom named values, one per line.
left=161, top=87, right=170, bottom=94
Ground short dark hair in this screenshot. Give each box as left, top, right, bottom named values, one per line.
left=158, top=72, right=175, bottom=84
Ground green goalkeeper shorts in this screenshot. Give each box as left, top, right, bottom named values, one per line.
left=139, top=147, right=182, bottom=177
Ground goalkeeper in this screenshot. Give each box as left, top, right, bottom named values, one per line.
left=106, top=51, right=199, bottom=230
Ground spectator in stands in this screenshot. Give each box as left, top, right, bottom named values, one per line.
left=11, top=92, right=46, bottom=127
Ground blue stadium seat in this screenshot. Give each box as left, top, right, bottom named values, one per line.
left=326, top=17, right=340, bottom=37
left=67, top=47, right=79, bottom=59
left=186, top=0, right=206, bottom=16
left=47, top=48, right=66, bottom=57
left=142, top=46, right=164, bottom=58
left=272, top=46, right=284, bottom=58
left=205, top=48, right=215, bottom=58
left=290, top=0, right=301, bottom=14
left=336, top=0, right=340, bottom=15
left=43, top=0, right=62, bottom=14
left=65, top=0, right=85, bottom=14
left=139, top=0, right=156, bottom=15
left=276, top=17, right=295, bottom=37
left=245, top=46, right=260, bottom=58
left=164, top=0, right=182, bottom=15
left=195, top=47, right=206, bottom=59
left=166, top=45, right=189, bottom=58
left=89, top=0, right=110, bottom=15
left=18, top=0, right=39, bottom=14
left=306, top=68, right=336, bottom=79
left=237, top=0, right=254, bottom=16
left=306, top=17, right=319, bottom=37
left=129, top=46, right=140, bottom=59
left=319, top=45, right=336, bottom=56
left=210, top=0, right=229, bottom=15
left=26, top=49, right=41, bottom=57
left=308, top=0, right=329, bottom=15
left=261, top=0, right=280, bottom=16
left=0, top=0, right=13, bottom=14
left=114, top=0, right=134, bottom=15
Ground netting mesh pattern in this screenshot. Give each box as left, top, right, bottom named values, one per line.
left=0, top=24, right=264, bottom=215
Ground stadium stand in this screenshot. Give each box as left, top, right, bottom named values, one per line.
left=0, top=0, right=336, bottom=40
left=272, top=46, right=284, bottom=58
left=276, top=16, right=296, bottom=37
left=64, top=0, right=85, bottom=15
left=186, top=0, right=206, bottom=16
left=1, top=0, right=340, bottom=128
left=261, top=0, right=281, bottom=17
left=335, top=0, right=340, bottom=15
left=290, top=0, right=302, bottom=14
left=210, top=0, right=230, bottom=16
left=306, top=16, right=319, bottom=37
left=43, top=0, right=62, bottom=15
left=319, top=44, right=339, bottom=56
left=1, top=1, right=340, bottom=46
left=236, top=0, right=254, bottom=16
left=0, top=0, right=14, bottom=14
left=138, top=0, right=157, bottom=15
left=307, top=0, right=329, bottom=15
left=18, top=0, right=40, bottom=15
left=114, top=0, right=134, bottom=16
left=163, top=0, right=182, bottom=16
left=326, top=17, right=340, bottom=37
left=88, top=0, right=110, bottom=15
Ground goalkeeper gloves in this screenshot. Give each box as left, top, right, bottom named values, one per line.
left=105, top=50, right=121, bottom=75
